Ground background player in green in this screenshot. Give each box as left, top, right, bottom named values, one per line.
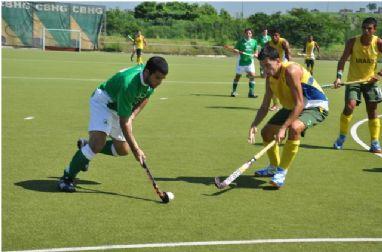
left=58, top=56, right=169, bottom=192
left=226, top=28, right=258, bottom=98
left=257, top=28, right=271, bottom=77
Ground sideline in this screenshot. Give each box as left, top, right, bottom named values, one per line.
left=2, top=76, right=230, bottom=85
left=350, top=115, right=382, bottom=158
left=6, top=238, right=382, bottom=252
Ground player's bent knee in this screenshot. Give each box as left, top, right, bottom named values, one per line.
left=289, top=121, right=304, bottom=137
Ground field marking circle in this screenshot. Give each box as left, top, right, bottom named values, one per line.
left=350, top=115, right=382, bottom=158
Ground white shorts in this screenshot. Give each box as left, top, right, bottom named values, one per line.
left=235, top=61, right=255, bottom=75
left=88, top=88, right=126, bottom=141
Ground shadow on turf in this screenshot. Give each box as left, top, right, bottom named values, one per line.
left=156, top=175, right=277, bottom=195
left=14, top=177, right=160, bottom=203
left=363, top=167, right=382, bottom=173
left=299, top=143, right=365, bottom=152
left=206, top=106, right=259, bottom=111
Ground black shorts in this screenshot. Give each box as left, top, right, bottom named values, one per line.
left=305, top=59, right=314, bottom=68
left=136, top=49, right=142, bottom=57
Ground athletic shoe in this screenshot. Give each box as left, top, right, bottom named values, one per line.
left=231, top=91, right=238, bottom=97
left=248, top=93, right=258, bottom=98
left=254, top=164, right=277, bottom=177
left=270, top=167, right=288, bottom=188
left=77, top=138, right=89, bottom=171
left=333, top=134, right=346, bottom=150
left=58, top=177, right=76, bottom=192
left=370, top=140, right=382, bottom=153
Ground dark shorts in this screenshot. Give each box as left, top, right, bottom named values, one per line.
left=345, top=83, right=382, bottom=106
left=305, top=59, right=314, bottom=68
left=136, top=48, right=142, bottom=57
left=268, top=107, right=328, bottom=136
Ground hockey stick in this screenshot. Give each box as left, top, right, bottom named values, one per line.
left=214, top=140, right=277, bottom=189
left=321, top=80, right=369, bottom=89
left=223, top=45, right=254, bottom=57
left=141, top=160, right=174, bottom=203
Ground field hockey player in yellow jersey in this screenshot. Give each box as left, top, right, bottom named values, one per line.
left=248, top=46, right=329, bottom=188
left=333, top=17, right=382, bottom=153
left=303, top=35, right=320, bottom=75
left=266, top=28, right=292, bottom=111
left=133, top=31, right=147, bottom=65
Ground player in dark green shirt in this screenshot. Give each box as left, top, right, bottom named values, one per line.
left=58, top=56, right=169, bottom=192
left=257, top=28, right=271, bottom=77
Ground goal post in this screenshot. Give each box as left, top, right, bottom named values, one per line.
left=42, top=28, right=81, bottom=52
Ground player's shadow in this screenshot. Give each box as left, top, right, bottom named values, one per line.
left=14, top=177, right=158, bottom=203
left=155, top=175, right=275, bottom=194
left=299, top=143, right=365, bottom=152
left=206, top=106, right=259, bottom=111
left=191, top=93, right=232, bottom=98
left=363, top=168, right=382, bottom=173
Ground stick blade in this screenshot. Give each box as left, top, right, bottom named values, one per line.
left=214, top=177, right=226, bottom=189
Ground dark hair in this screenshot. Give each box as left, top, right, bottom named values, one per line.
left=244, top=28, right=253, bottom=33
left=258, top=46, right=280, bottom=61
left=362, top=17, right=377, bottom=28
left=145, top=56, right=168, bottom=75
left=268, top=28, right=280, bottom=36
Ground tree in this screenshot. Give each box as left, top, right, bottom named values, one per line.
left=366, top=3, right=377, bottom=13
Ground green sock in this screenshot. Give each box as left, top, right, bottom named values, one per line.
left=232, top=82, right=238, bottom=92
left=249, top=81, right=255, bottom=94
left=100, top=140, right=114, bottom=156
left=64, top=150, right=90, bottom=179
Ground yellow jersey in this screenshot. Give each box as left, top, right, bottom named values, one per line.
left=305, top=41, right=316, bottom=59
left=135, top=35, right=145, bottom=49
left=269, top=61, right=328, bottom=111
left=269, top=37, right=286, bottom=60
left=347, top=35, right=380, bottom=82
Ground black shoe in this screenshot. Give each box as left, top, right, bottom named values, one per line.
left=58, top=177, right=76, bottom=192
left=248, top=94, right=258, bottom=98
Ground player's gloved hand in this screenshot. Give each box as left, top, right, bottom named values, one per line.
left=248, top=126, right=258, bottom=144
left=333, top=78, right=342, bottom=89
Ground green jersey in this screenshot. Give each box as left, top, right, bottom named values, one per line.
left=98, top=65, right=154, bottom=117
left=258, top=34, right=271, bottom=48
left=235, top=38, right=257, bottom=66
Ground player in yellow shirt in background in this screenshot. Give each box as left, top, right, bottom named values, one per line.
left=266, top=28, right=292, bottom=111
left=303, top=35, right=320, bottom=75
left=333, top=17, right=382, bottom=153
left=133, top=31, right=147, bottom=65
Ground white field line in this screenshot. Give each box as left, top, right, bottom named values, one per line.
left=2, top=76, right=227, bottom=85
left=5, top=238, right=382, bottom=252
left=350, top=115, right=382, bottom=158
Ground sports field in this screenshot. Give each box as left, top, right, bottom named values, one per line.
left=2, top=48, right=382, bottom=252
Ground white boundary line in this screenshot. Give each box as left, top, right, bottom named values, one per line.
left=350, top=115, right=382, bottom=158
left=2, top=76, right=227, bottom=85
left=5, top=238, right=382, bottom=252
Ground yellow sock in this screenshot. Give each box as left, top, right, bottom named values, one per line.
left=137, top=56, right=142, bottom=64
left=339, top=113, right=353, bottom=136
left=265, top=141, right=280, bottom=167
left=279, top=140, right=300, bottom=170
left=368, top=118, right=380, bottom=141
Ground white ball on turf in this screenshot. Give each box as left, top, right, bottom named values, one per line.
left=166, top=192, right=175, bottom=201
